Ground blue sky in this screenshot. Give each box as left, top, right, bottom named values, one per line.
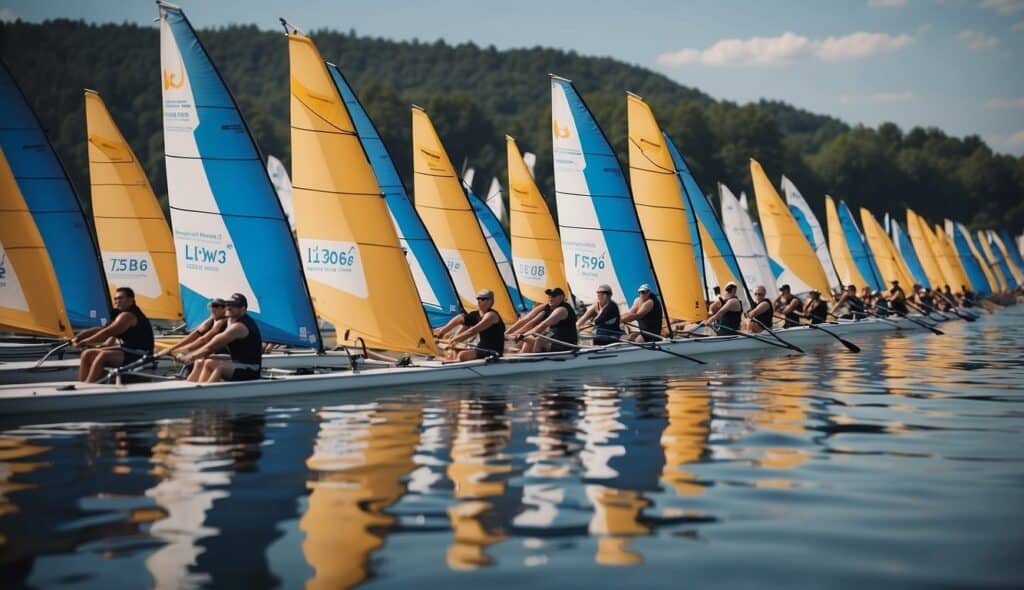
left=3, top=0, right=1023, bottom=154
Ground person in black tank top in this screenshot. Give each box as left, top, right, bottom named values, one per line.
left=621, top=284, right=664, bottom=342
left=700, top=282, right=744, bottom=336
left=159, top=298, right=228, bottom=359
left=75, top=287, right=156, bottom=382
left=886, top=280, right=909, bottom=314
left=835, top=284, right=865, bottom=319
left=577, top=284, right=624, bottom=346
left=433, top=289, right=506, bottom=361
left=774, top=284, right=803, bottom=327
left=182, top=293, right=263, bottom=382
left=802, top=290, right=828, bottom=324
left=519, top=287, right=578, bottom=353
left=745, top=285, right=774, bottom=333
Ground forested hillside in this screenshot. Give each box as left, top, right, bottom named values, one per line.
left=2, top=19, right=1021, bottom=231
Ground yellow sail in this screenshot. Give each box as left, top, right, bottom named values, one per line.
left=825, top=196, right=871, bottom=289
left=975, top=231, right=1007, bottom=291
left=905, top=209, right=945, bottom=288
left=860, top=208, right=915, bottom=287
left=954, top=224, right=997, bottom=293
left=626, top=94, right=705, bottom=321
left=506, top=136, right=569, bottom=303
left=751, top=159, right=830, bottom=295
left=85, top=90, right=182, bottom=320
left=0, top=147, right=72, bottom=337
left=413, top=107, right=517, bottom=323
left=288, top=32, right=437, bottom=355
left=932, top=224, right=971, bottom=290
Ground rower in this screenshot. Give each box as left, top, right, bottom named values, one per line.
left=774, top=284, right=803, bottom=327
left=434, top=289, right=505, bottom=361
left=157, top=298, right=227, bottom=359
left=74, top=287, right=155, bottom=382
left=180, top=293, right=262, bottom=382
left=699, top=282, right=742, bottom=336
left=803, top=289, right=828, bottom=324
left=886, top=279, right=909, bottom=314
left=744, top=285, right=773, bottom=333
left=518, top=287, right=578, bottom=353
left=872, top=290, right=889, bottom=315
left=621, top=284, right=663, bottom=342
left=708, top=285, right=723, bottom=315
left=834, top=284, right=866, bottom=319
left=577, top=284, right=623, bottom=345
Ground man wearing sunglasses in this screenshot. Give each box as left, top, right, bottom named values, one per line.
left=576, top=284, right=623, bottom=345
left=433, top=289, right=506, bottom=360
left=74, top=287, right=154, bottom=382
left=180, top=293, right=262, bottom=382
left=516, top=287, right=577, bottom=353
left=157, top=298, right=228, bottom=359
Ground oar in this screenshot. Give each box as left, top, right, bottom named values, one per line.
left=32, top=340, right=72, bottom=369
left=712, top=320, right=805, bottom=353
left=910, top=300, right=974, bottom=322
left=623, top=322, right=709, bottom=340
left=890, top=310, right=945, bottom=335
left=612, top=336, right=706, bottom=365
left=774, top=315, right=860, bottom=353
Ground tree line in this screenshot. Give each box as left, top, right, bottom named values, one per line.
left=2, top=19, right=1021, bottom=233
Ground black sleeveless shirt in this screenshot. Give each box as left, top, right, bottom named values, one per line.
left=226, top=314, right=262, bottom=367
left=807, top=300, right=827, bottom=324
left=637, top=295, right=663, bottom=336
left=716, top=297, right=743, bottom=334
left=846, top=295, right=865, bottom=316
left=889, top=290, right=908, bottom=314
left=778, top=295, right=803, bottom=327
left=542, top=301, right=578, bottom=345
left=750, top=300, right=773, bottom=330
left=116, top=305, right=154, bottom=354
left=464, top=310, right=505, bottom=356
left=593, top=301, right=623, bottom=336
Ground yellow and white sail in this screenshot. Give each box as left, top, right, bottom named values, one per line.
left=989, top=230, right=1024, bottom=284
left=506, top=136, right=569, bottom=303
left=413, top=107, right=517, bottom=322
left=751, top=159, right=831, bottom=295
left=905, top=209, right=945, bottom=288
left=825, top=196, right=870, bottom=290
left=288, top=30, right=436, bottom=355
left=932, top=224, right=971, bottom=289
left=975, top=231, right=1007, bottom=291
left=85, top=90, right=182, bottom=320
left=626, top=94, right=705, bottom=321
left=0, top=147, right=72, bottom=337
left=860, top=208, right=915, bottom=287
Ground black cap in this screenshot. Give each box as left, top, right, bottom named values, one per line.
left=545, top=287, right=565, bottom=297
left=225, top=293, right=248, bottom=307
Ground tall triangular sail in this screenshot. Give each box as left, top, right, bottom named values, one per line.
left=485, top=176, right=508, bottom=229
left=974, top=231, right=1008, bottom=291
left=833, top=198, right=884, bottom=291
left=825, top=196, right=872, bottom=291
left=0, top=147, right=72, bottom=337
left=266, top=154, right=294, bottom=230
left=626, top=93, right=705, bottom=321
left=159, top=3, right=319, bottom=348
left=719, top=183, right=778, bottom=298
left=890, top=218, right=930, bottom=287
left=328, top=63, right=463, bottom=328
left=991, top=230, right=1023, bottom=286
left=782, top=176, right=842, bottom=293
left=288, top=30, right=436, bottom=355
left=949, top=222, right=994, bottom=295
left=413, top=106, right=518, bottom=322
left=466, top=181, right=531, bottom=311
left=551, top=76, right=661, bottom=311
left=85, top=90, right=183, bottom=321
left=507, top=136, right=570, bottom=304
left=932, top=223, right=971, bottom=290
left=860, top=208, right=915, bottom=288
left=0, top=61, right=109, bottom=328
left=750, top=159, right=830, bottom=295
left=905, top=209, right=948, bottom=288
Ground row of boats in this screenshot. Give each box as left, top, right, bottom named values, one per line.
left=1, top=2, right=1021, bottom=413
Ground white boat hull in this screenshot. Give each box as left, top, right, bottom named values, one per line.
left=0, top=317, right=937, bottom=414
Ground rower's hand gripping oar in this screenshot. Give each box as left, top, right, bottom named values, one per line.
left=773, top=315, right=860, bottom=353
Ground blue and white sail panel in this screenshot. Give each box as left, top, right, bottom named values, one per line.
left=953, top=224, right=993, bottom=295
left=719, top=183, right=778, bottom=299
left=782, top=176, right=842, bottom=292
left=328, top=63, right=463, bottom=327
left=998, top=230, right=1024, bottom=285
left=984, top=231, right=1017, bottom=289
left=159, top=3, right=318, bottom=348
left=891, top=219, right=929, bottom=287
left=837, top=200, right=884, bottom=291
left=551, top=76, right=659, bottom=307
left=466, top=184, right=532, bottom=311
left=0, top=62, right=109, bottom=328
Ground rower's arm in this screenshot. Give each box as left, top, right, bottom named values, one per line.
left=77, top=313, right=135, bottom=346
left=524, top=307, right=567, bottom=336
left=187, top=323, right=248, bottom=360
left=433, top=314, right=465, bottom=339
left=158, top=320, right=212, bottom=356
left=506, top=306, right=544, bottom=334
left=451, top=311, right=498, bottom=343
left=621, top=299, right=650, bottom=323
left=576, top=304, right=598, bottom=328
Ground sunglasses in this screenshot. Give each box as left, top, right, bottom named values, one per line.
left=209, top=303, right=225, bottom=308
left=596, top=291, right=610, bottom=295
left=476, top=297, right=492, bottom=301
left=113, top=296, right=128, bottom=301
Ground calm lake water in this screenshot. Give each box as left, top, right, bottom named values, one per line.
left=2, top=309, right=1022, bottom=589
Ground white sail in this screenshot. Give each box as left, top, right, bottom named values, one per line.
left=719, top=183, right=778, bottom=298
left=781, top=175, right=842, bottom=293
left=486, top=177, right=507, bottom=228
left=266, top=154, right=294, bottom=230
left=523, top=151, right=537, bottom=179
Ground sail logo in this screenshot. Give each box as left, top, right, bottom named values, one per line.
left=184, top=244, right=228, bottom=266
left=305, top=245, right=357, bottom=268
left=299, top=238, right=368, bottom=298
left=552, top=120, right=571, bottom=139
left=162, top=60, right=186, bottom=90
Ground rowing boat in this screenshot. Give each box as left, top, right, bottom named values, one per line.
left=0, top=315, right=943, bottom=414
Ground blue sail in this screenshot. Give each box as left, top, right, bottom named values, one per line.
left=159, top=3, right=319, bottom=348
left=327, top=64, right=463, bottom=327
left=891, top=219, right=929, bottom=287
left=466, top=186, right=532, bottom=311
left=981, top=232, right=1016, bottom=290
left=998, top=230, right=1024, bottom=287
left=951, top=224, right=992, bottom=295
left=0, top=62, right=109, bottom=328
left=665, top=133, right=750, bottom=303
left=550, top=76, right=661, bottom=308
left=837, top=200, right=884, bottom=291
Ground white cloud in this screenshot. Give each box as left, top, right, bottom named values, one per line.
left=0, top=8, right=16, bottom=22
left=981, top=0, right=1024, bottom=15
left=985, top=97, right=1024, bottom=109
left=957, top=29, right=1000, bottom=50
left=840, top=91, right=914, bottom=104
left=868, top=0, right=907, bottom=6
left=657, top=31, right=912, bottom=68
